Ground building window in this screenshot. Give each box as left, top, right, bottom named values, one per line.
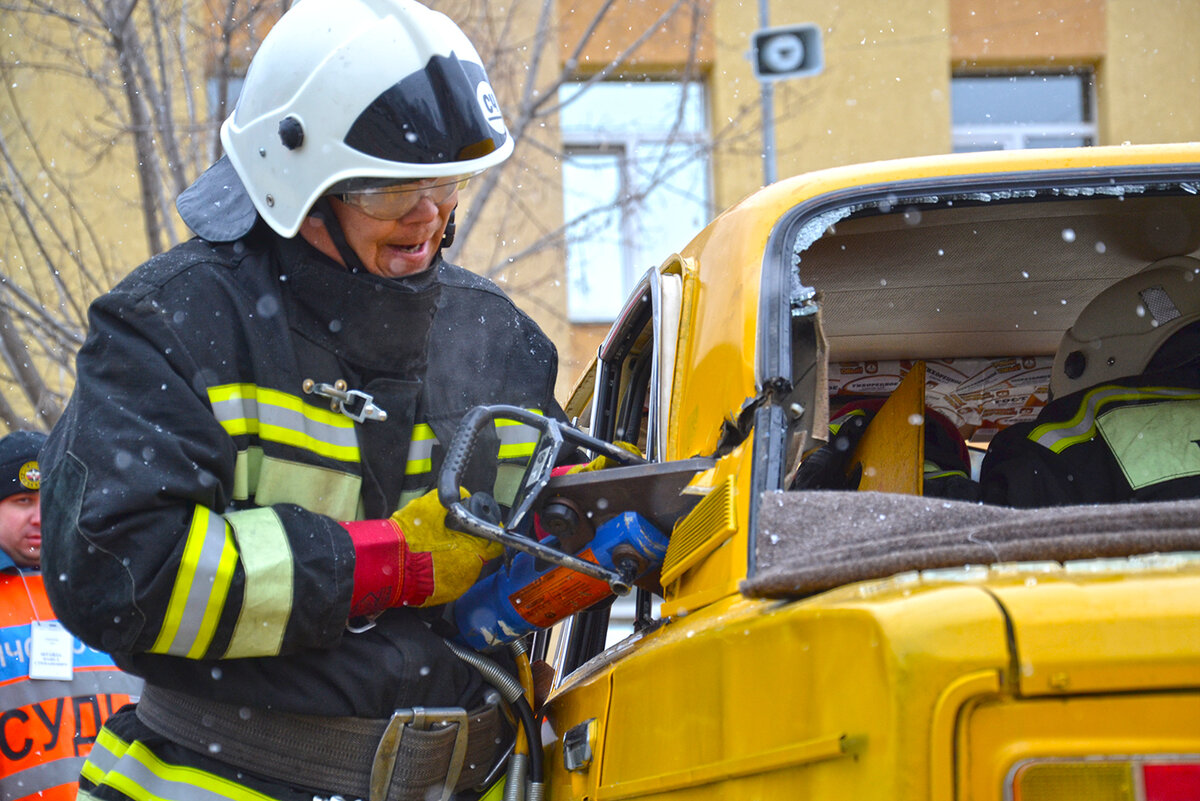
left=560, top=80, right=711, bottom=323
left=206, top=74, right=244, bottom=120
left=951, top=71, right=1096, bottom=152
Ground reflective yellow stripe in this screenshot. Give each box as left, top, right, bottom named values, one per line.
left=829, top=407, right=868, bottom=435
left=150, top=506, right=237, bottom=658
left=252, top=455, right=362, bottom=521
left=923, top=459, right=968, bottom=481
left=496, top=411, right=542, bottom=459
left=79, top=727, right=128, bottom=786
left=208, top=383, right=360, bottom=462
left=1029, top=385, right=1200, bottom=453
left=82, top=727, right=276, bottom=801
left=405, top=423, right=437, bottom=475
left=224, top=508, right=294, bottom=658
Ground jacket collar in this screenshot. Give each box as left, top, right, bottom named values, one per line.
left=272, top=236, right=441, bottom=373
left=0, top=549, right=36, bottom=575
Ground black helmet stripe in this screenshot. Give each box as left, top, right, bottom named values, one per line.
left=345, top=53, right=506, bottom=165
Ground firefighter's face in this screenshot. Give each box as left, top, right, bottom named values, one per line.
left=0, top=491, right=40, bottom=568
left=306, top=189, right=458, bottom=279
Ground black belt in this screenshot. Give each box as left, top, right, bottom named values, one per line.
left=136, top=685, right=502, bottom=801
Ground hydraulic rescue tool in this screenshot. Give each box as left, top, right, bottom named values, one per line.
left=438, top=405, right=712, bottom=650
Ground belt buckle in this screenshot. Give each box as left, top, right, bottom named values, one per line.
left=370, top=706, right=470, bottom=801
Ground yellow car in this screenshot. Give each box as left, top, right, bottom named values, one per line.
left=462, top=144, right=1200, bottom=801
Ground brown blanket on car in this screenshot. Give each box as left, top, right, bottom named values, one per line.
left=742, top=490, right=1200, bottom=599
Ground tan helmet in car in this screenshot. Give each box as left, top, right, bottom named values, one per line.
left=1051, top=255, right=1200, bottom=398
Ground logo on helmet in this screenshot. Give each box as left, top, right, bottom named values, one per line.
left=477, top=82, right=506, bottom=135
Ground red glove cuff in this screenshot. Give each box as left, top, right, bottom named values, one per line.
left=341, top=519, right=435, bottom=616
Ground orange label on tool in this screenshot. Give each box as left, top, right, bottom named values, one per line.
left=509, top=549, right=611, bottom=627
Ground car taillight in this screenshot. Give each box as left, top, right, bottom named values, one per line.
left=1009, top=758, right=1200, bottom=801
left=1143, top=763, right=1200, bottom=801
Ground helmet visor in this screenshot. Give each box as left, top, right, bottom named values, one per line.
left=336, top=174, right=471, bottom=220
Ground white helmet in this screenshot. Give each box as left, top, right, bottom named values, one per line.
left=177, top=0, right=512, bottom=241
left=1052, top=256, right=1200, bottom=398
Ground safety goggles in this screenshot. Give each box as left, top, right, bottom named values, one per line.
left=336, top=175, right=471, bottom=220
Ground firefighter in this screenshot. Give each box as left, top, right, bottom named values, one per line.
left=0, top=430, right=141, bottom=801
left=39, top=1, right=563, bottom=799
left=791, top=398, right=980, bottom=500
left=981, top=256, right=1200, bottom=507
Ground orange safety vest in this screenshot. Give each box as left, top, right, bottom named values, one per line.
left=0, top=569, right=142, bottom=801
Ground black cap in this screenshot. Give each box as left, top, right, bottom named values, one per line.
left=0, top=430, right=47, bottom=502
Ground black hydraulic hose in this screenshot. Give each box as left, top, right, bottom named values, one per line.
left=510, top=690, right=543, bottom=785
left=444, top=639, right=545, bottom=785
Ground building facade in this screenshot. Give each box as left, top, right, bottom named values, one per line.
left=558, top=0, right=1200, bottom=380
left=1, top=1, right=1198, bottom=419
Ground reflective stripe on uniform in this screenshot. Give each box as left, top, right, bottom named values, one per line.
left=829, top=407, right=868, bottom=436
left=0, top=668, right=142, bottom=711
left=1096, top=397, right=1200, bottom=489
left=405, top=423, right=437, bottom=475
left=80, top=728, right=276, bottom=801
left=3, top=756, right=87, bottom=801
left=228, top=446, right=361, bottom=520
left=495, top=412, right=542, bottom=459
left=208, top=384, right=360, bottom=463
left=251, top=454, right=362, bottom=521
left=922, top=460, right=968, bottom=481
left=149, top=507, right=237, bottom=659
left=1029, top=385, right=1200, bottom=453
left=223, top=508, right=294, bottom=658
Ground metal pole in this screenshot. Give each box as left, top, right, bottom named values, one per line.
left=758, top=0, right=776, bottom=185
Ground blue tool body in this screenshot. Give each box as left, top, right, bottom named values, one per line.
left=454, top=512, right=669, bottom=650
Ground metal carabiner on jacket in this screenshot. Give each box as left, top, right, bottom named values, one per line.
left=302, top=378, right=388, bottom=423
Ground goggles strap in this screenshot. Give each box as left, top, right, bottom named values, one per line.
left=312, top=196, right=371, bottom=275
left=440, top=208, right=456, bottom=251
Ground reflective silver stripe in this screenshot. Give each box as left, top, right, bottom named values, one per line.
left=1, top=756, right=86, bottom=801
left=79, top=728, right=124, bottom=784
left=224, top=508, right=294, bottom=658
left=150, top=507, right=237, bottom=658
left=209, top=384, right=359, bottom=462
left=405, top=423, right=437, bottom=475
left=1030, top=386, right=1200, bottom=453
left=82, top=732, right=275, bottom=801
left=0, top=669, right=142, bottom=710
left=495, top=413, right=541, bottom=459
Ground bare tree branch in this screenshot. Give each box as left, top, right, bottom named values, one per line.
left=0, top=0, right=737, bottom=427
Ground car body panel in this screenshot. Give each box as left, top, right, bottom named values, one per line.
left=989, top=561, right=1200, bottom=696
left=539, top=142, right=1200, bottom=801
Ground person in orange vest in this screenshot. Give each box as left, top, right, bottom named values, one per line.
left=0, top=430, right=142, bottom=801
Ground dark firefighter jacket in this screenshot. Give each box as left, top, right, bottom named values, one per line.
left=980, top=362, right=1200, bottom=507
left=40, top=227, right=562, bottom=720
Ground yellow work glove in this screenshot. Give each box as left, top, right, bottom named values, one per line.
left=564, top=441, right=643, bottom=474
left=342, top=488, right=504, bottom=616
